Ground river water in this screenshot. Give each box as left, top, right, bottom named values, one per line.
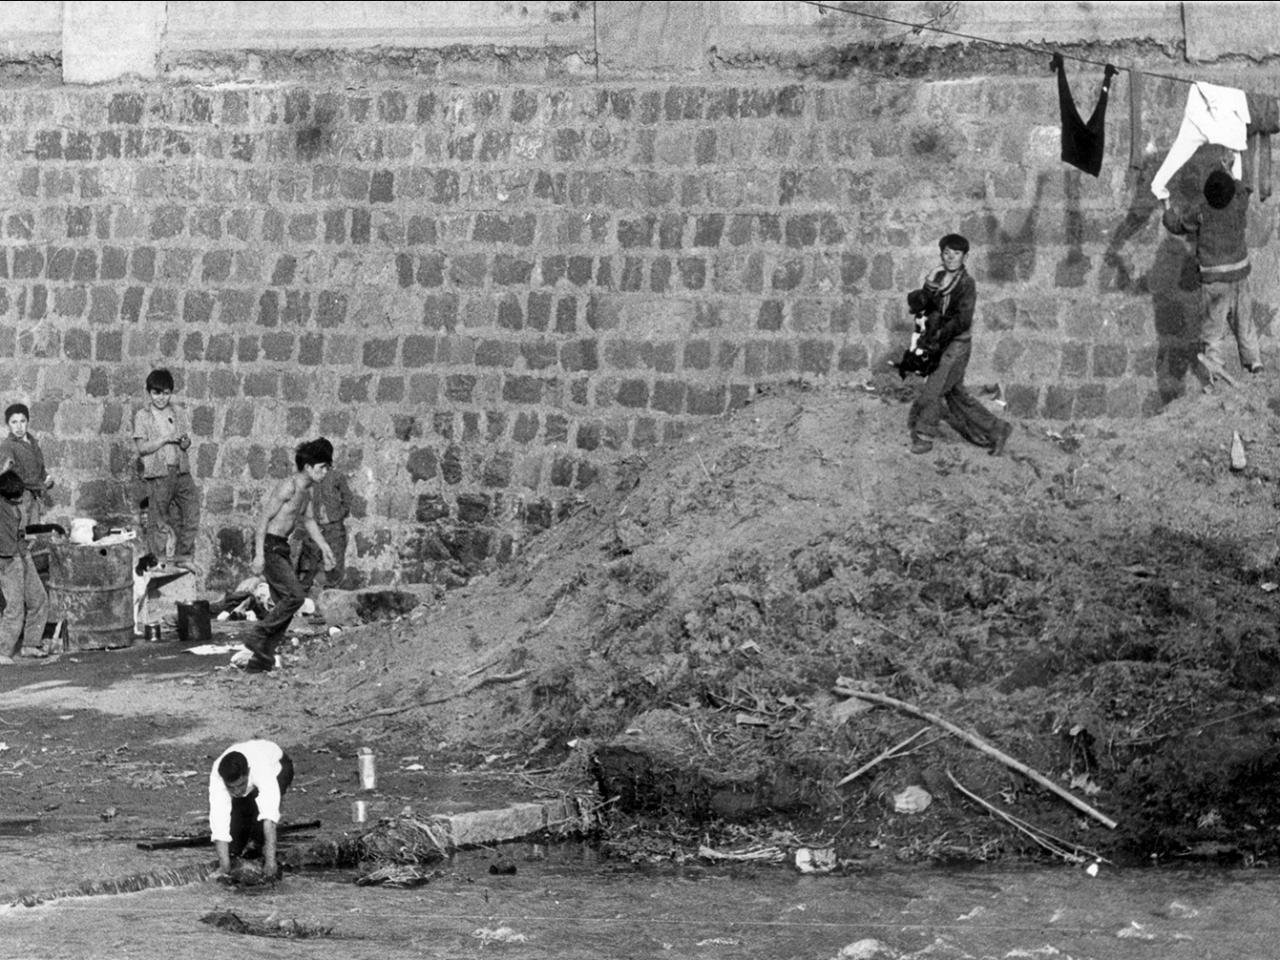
left=3, top=841, right=1277, bottom=960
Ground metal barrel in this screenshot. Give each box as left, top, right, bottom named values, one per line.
left=46, top=541, right=135, bottom=650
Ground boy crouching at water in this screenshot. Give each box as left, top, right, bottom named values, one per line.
left=231, top=439, right=335, bottom=673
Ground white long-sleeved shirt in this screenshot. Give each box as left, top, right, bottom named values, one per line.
left=1151, top=82, right=1250, bottom=201
left=208, top=739, right=285, bottom=843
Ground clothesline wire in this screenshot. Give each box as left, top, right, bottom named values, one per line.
left=798, top=0, right=1202, bottom=87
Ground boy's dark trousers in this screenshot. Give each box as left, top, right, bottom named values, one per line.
left=908, top=339, right=1004, bottom=447
left=145, top=466, right=198, bottom=560
left=228, top=753, right=295, bottom=858
left=248, top=534, right=308, bottom=665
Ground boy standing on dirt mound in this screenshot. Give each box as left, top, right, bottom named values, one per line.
left=1160, top=158, right=1262, bottom=382
left=231, top=439, right=335, bottom=673
left=906, top=233, right=1013, bottom=456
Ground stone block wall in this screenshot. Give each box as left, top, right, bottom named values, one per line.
left=0, top=52, right=1272, bottom=587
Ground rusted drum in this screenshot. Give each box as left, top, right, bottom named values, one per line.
left=46, top=541, right=134, bottom=650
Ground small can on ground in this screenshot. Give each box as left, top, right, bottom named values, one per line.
left=351, top=800, right=367, bottom=823
left=144, top=623, right=163, bottom=643
left=357, top=746, right=377, bottom=791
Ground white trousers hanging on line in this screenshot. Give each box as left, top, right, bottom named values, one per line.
left=1151, top=81, right=1249, bottom=201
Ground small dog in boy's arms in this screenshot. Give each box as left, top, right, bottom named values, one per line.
left=892, top=287, right=943, bottom=379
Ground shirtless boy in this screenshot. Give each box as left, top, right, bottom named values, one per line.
left=232, top=439, right=335, bottom=673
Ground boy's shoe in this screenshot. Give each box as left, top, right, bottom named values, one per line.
left=910, top=437, right=934, bottom=454
left=230, top=648, right=273, bottom=673
left=1249, top=363, right=1264, bottom=374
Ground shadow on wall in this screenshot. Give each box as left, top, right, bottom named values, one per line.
left=982, top=173, right=1049, bottom=284
left=1148, top=236, right=1199, bottom=404
left=1101, top=155, right=1202, bottom=407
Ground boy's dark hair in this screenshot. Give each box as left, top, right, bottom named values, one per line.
left=0, top=470, right=25, bottom=502
left=939, top=233, right=970, bottom=254
left=217, top=751, right=248, bottom=783
left=4, top=403, right=29, bottom=422
left=1204, top=170, right=1236, bottom=209
left=145, top=369, right=175, bottom=393
left=295, top=438, right=334, bottom=471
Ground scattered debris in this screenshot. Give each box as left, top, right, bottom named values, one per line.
left=698, top=843, right=786, bottom=864
left=833, top=940, right=895, bottom=960
left=200, top=911, right=334, bottom=939
left=833, top=684, right=1118, bottom=830
left=355, top=864, right=439, bottom=887
left=1230, top=430, right=1247, bottom=471
left=892, top=786, right=932, bottom=815
left=794, top=846, right=837, bottom=874
left=472, top=927, right=529, bottom=945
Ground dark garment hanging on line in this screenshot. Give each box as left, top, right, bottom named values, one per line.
left=1051, top=52, right=1118, bottom=177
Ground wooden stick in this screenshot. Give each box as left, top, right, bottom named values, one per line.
left=834, top=686, right=1118, bottom=830
left=136, top=819, right=322, bottom=850
left=327, top=670, right=530, bottom=728
left=946, top=770, right=1105, bottom=864
left=836, top=727, right=930, bottom=787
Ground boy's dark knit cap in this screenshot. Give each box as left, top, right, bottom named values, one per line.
left=4, top=403, right=29, bottom=422
left=939, top=233, right=970, bottom=253
left=1204, top=170, right=1236, bottom=209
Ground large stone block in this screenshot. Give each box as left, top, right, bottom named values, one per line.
left=441, top=803, right=547, bottom=848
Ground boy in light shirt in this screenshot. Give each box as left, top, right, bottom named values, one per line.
left=208, top=738, right=294, bottom=880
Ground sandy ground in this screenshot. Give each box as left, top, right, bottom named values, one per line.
left=0, top=628, right=550, bottom=902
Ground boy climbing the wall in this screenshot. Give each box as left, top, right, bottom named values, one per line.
left=1161, top=158, right=1263, bottom=382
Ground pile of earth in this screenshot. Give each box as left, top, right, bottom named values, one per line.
left=274, top=370, right=1280, bottom=866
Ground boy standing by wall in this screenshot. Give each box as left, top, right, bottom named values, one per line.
left=0, top=470, right=49, bottom=662
left=1161, top=161, right=1262, bottom=380
left=0, top=404, right=55, bottom=530
left=232, top=439, right=335, bottom=673
left=132, top=369, right=200, bottom=572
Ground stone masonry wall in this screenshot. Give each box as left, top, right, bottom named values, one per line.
left=0, top=50, right=1274, bottom=588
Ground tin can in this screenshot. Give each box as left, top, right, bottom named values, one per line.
left=357, top=746, right=377, bottom=791
left=351, top=800, right=367, bottom=823
left=144, top=623, right=163, bottom=643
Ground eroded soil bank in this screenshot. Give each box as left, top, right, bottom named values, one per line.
left=5, top=377, right=1280, bottom=924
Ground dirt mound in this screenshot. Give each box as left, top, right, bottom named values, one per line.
left=295, top=372, right=1280, bottom=864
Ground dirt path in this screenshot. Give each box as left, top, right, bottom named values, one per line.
left=0, top=630, right=550, bottom=902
